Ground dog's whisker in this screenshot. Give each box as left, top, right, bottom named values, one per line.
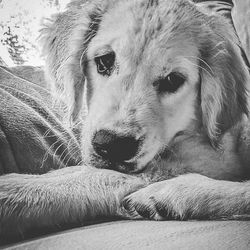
left=57, top=138, right=75, bottom=168
left=184, top=55, right=215, bottom=76
left=40, top=137, right=64, bottom=168
left=184, top=57, right=220, bottom=88
left=64, top=147, right=82, bottom=167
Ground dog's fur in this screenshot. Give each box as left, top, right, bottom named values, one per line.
left=1, top=0, right=250, bottom=242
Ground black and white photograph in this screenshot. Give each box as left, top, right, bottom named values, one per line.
left=0, top=0, right=250, bottom=249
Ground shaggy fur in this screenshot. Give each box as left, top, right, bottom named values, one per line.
left=1, top=0, right=250, bottom=243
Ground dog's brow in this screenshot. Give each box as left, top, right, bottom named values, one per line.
left=94, top=45, right=113, bottom=57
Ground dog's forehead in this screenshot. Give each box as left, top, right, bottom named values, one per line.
left=93, top=0, right=201, bottom=58
left=86, top=0, right=205, bottom=77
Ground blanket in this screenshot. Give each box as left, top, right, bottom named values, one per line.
left=6, top=221, right=250, bottom=249
left=0, top=66, right=81, bottom=175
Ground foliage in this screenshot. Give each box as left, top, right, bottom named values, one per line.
left=0, top=0, right=69, bottom=66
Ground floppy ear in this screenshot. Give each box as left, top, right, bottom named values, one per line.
left=40, top=0, right=106, bottom=124
left=199, top=20, right=249, bottom=144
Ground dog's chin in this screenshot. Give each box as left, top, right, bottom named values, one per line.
left=89, top=154, right=144, bottom=174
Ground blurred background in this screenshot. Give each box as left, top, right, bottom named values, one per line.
left=0, top=0, right=249, bottom=67
left=0, top=0, right=70, bottom=66
left=233, top=1, right=250, bottom=60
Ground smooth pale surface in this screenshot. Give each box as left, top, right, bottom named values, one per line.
left=4, top=220, right=250, bottom=250
left=233, top=0, right=250, bottom=58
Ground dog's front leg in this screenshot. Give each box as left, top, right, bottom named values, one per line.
left=122, top=174, right=250, bottom=220
left=0, top=165, right=145, bottom=241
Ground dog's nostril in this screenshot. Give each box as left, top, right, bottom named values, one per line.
left=92, top=129, right=140, bottom=162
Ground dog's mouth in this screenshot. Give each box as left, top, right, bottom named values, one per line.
left=87, top=129, right=149, bottom=173
left=89, top=146, right=171, bottom=175
left=87, top=129, right=184, bottom=174
left=90, top=152, right=140, bottom=173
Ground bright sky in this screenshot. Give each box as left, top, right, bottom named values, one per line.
left=0, top=0, right=70, bottom=66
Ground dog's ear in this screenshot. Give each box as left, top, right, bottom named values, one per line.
left=199, top=17, right=249, bottom=144
left=40, top=0, right=105, bottom=124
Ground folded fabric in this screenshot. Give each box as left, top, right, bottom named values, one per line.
left=0, top=66, right=82, bottom=175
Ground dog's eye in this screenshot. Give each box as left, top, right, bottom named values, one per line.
left=94, top=52, right=115, bottom=76
left=154, top=72, right=185, bottom=94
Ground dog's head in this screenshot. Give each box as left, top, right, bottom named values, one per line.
left=41, top=0, right=249, bottom=173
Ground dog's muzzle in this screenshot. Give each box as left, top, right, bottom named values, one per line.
left=92, top=129, right=140, bottom=164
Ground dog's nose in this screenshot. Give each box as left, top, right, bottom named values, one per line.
left=92, top=129, right=140, bottom=162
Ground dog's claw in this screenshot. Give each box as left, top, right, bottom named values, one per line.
left=120, top=182, right=173, bottom=221
left=118, top=197, right=142, bottom=219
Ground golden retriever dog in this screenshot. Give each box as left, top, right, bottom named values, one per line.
left=1, top=0, right=250, bottom=242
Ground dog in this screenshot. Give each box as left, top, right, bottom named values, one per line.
left=1, top=0, right=250, bottom=242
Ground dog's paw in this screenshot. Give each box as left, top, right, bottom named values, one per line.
left=121, top=181, right=176, bottom=220
left=121, top=174, right=212, bottom=220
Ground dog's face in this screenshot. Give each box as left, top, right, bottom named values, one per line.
left=83, top=0, right=200, bottom=172
left=42, top=0, right=249, bottom=173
